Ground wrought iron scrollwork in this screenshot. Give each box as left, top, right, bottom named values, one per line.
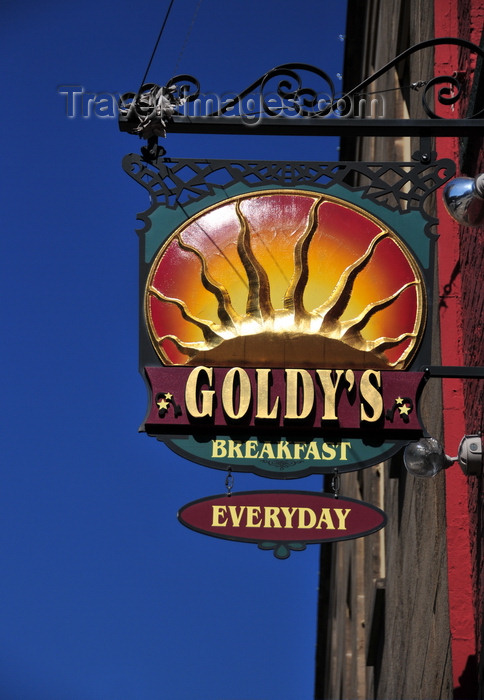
left=343, top=37, right=484, bottom=120
left=204, top=63, right=336, bottom=118
left=421, top=75, right=464, bottom=119
left=118, top=37, right=484, bottom=140
left=165, top=74, right=201, bottom=103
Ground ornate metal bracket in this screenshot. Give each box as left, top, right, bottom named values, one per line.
left=123, top=154, right=454, bottom=220
left=119, top=37, right=484, bottom=152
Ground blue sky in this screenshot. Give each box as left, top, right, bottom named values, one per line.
left=2, top=2, right=347, bottom=698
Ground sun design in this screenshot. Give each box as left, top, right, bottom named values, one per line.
left=145, top=190, right=426, bottom=369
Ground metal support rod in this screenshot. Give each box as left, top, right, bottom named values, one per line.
left=158, top=117, right=484, bottom=138
left=119, top=41, right=484, bottom=142
left=423, top=366, right=484, bottom=378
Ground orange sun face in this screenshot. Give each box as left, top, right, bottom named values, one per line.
left=145, top=190, right=426, bottom=369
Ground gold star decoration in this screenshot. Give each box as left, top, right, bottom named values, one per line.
left=157, top=398, right=169, bottom=411
left=395, top=397, right=404, bottom=405
left=398, top=404, right=411, bottom=416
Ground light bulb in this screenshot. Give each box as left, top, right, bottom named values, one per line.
left=443, top=174, right=484, bottom=226
left=403, top=437, right=453, bottom=478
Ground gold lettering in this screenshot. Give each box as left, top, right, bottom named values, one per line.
left=316, top=369, right=345, bottom=421
left=345, top=369, right=355, bottom=392
left=304, top=442, right=321, bottom=460
left=222, top=367, right=251, bottom=420
left=185, top=366, right=214, bottom=418
left=334, top=508, right=351, bottom=530
left=340, top=441, right=351, bottom=460
left=258, top=442, right=276, bottom=460
left=255, top=369, right=280, bottom=420
left=281, top=506, right=298, bottom=528
left=284, top=369, right=314, bottom=419
left=211, top=505, right=228, bottom=527
left=298, top=507, right=317, bottom=528
left=293, top=443, right=306, bottom=459
left=264, top=507, right=282, bottom=528
left=321, top=442, right=337, bottom=460
left=227, top=440, right=244, bottom=459
left=316, top=508, right=335, bottom=529
left=276, top=440, right=293, bottom=459
left=228, top=505, right=245, bottom=526
left=212, top=437, right=351, bottom=463
left=245, top=506, right=262, bottom=527
left=360, top=370, right=383, bottom=422
left=211, top=439, right=227, bottom=458
left=244, top=440, right=259, bottom=458
left=213, top=504, right=350, bottom=531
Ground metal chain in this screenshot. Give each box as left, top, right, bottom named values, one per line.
left=331, top=468, right=340, bottom=499
left=225, top=468, right=234, bottom=497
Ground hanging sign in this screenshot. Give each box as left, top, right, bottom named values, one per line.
left=124, top=157, right=440, bottom=476
left=163, top=434, right=403, bottom=478
left=178, top=491, right=387, bottom=559
left=144, top=367, right=425, bottom=434
left=144, top=191, right=426, bottom=373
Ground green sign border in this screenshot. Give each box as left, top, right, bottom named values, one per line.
left=139, top=165, right=434, bottom=477
left=163, top=434, right=404, bottom=478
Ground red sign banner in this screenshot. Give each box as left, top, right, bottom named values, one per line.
left=144, top=367, right=425, bottom=435
left=178, top=490, right=387, bottom=559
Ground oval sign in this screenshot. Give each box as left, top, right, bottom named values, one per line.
left=178, top=491, right=387, bottom=559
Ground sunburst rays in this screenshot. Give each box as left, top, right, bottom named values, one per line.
left=146, top=191, right=425, bottom=369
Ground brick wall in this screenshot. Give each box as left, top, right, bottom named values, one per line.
left=455, top=4, right=484, bottom=693
left=457, top=9, right=484, bottom=691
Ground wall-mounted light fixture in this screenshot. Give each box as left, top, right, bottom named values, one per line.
left=443, top=174, right=484, bottom=226
left=404, top=435, right=482, bottom=478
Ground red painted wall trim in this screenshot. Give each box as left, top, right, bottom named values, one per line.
left=433, top=6, right=477, bottom=694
